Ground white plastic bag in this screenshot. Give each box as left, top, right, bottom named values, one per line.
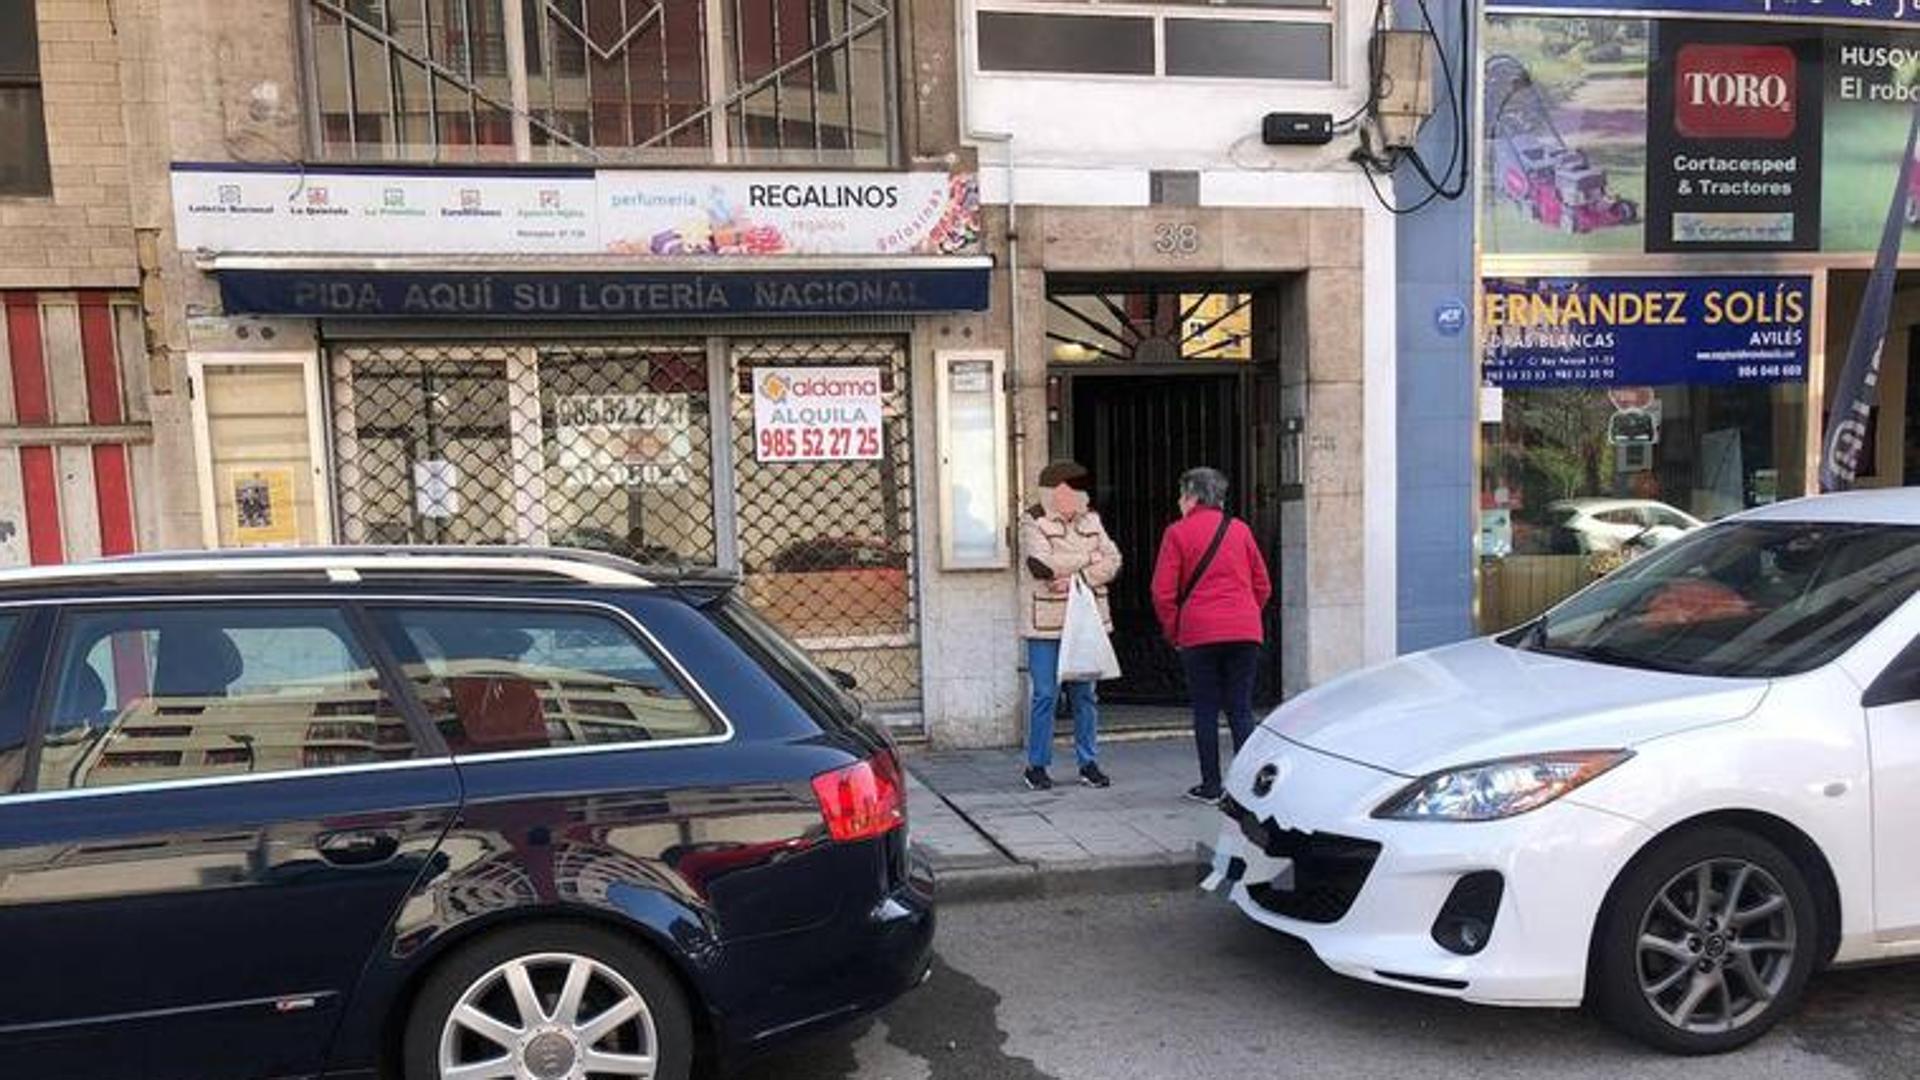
left=1057, top=576, right=1121, bottom=683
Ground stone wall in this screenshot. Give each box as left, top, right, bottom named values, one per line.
left=0, top=0, right=140, bottom=289
left=914, top=203, right=1372, bottom=746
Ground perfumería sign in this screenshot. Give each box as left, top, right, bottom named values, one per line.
left=598, top=172, right=980, bottom=256
left=171, top=164, right=980, bottom=257
left=751, top=366, right=885, bottom=463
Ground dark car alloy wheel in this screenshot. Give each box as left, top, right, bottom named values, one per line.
left=1635, top=858, right=1796, bottom=1034
left=1595, top=826, right=1818, bottom=1055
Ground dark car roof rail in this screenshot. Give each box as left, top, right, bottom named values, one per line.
left=0, top=546, right=680, bottom=591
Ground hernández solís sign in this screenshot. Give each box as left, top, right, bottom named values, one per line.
left=1481, top=275, right=1811, bottom=386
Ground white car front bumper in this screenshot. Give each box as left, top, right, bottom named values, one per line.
left=1204, top=727, right=1654, bottom=1007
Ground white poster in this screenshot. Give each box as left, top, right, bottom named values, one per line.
left=172, top=166, right=597, bottom=254
left=171, top=164, right=981, bottom=258
left=598, top=172, right=979, bottom=256
left=553, top=393, right=695, bottom=488
left=752, top=367, right=884, bottom=463
left=413, top=460, right=460, bottom=519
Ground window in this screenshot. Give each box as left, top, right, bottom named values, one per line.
left=1479, top=381, right=1808, bottom=629
left=1506, top=522, right=1920, bottom=679
left=370, top=606, right=722, bottom=752
left=1047, top=289, right=1266, bottom=364
left=0, top=0, right=51, bottom=196
left=0, top=613, right=28, bottom=795
left=329, top=341, right=718, bottom=562
left=39, top=608, right=413, bottom=793
left=711, top=595, right=860, bottom=727
left=1164, top=19, right=1331, bottom=80
left=975, top=1, right=1334, bottom=81
left=302, top=0, right=897, bottom=165
left=976, top=13, right=1154, bottom=75
left=1595, top=508, right=1644, bottom=528
left=1650, top=507, right=1697, bottom=530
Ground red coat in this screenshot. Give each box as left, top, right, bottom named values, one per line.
left=1150, top=508, right=1273, bottom=648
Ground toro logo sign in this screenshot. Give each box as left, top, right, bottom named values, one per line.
left=1675, top=44, right=1796, bottom=140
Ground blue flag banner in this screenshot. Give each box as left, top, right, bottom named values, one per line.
left=1820, top=102, right=1920, bottom=491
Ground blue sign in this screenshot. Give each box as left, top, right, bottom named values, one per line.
left=216, top=266, right=991, bottom=319
left=1434, top=297, right=1468, bottom=337
left=1488, top=0, right=1920, bottom=25
left=1481, top=275, right=1812, bottom=387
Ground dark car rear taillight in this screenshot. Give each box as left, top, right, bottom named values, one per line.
left=811, top=750, right=906, bottom=843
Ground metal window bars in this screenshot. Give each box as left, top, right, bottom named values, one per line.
left=303, top=0, right=896, bottom=165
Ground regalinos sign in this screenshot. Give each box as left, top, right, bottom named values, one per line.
left=171, top=165, right=981, bottom=258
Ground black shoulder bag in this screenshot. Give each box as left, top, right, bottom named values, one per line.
left=1173, top=513, right=1234, bottom=641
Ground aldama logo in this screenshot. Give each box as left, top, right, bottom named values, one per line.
left=1675, top=44, right=1797, bottom=140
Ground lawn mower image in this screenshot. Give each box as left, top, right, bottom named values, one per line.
left=1485, top=54, right=1639, bottom=235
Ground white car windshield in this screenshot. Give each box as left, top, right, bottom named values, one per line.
left=1507, top=521, right=1920, bottom=678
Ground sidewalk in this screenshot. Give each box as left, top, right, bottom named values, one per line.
left=903, top=735, right=1224, bottom=903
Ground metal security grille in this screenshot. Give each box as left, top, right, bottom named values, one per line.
left=330, top=341, right=718, bottom=564
left=537, top=343, right=716, bottom=563
left=729, top=337, right=919, bottom=712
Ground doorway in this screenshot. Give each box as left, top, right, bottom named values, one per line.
left=1045, top=281, right=1286, bottom=709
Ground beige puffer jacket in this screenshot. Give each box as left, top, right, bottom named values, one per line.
left=1018, top=503, right=1122, bottom=639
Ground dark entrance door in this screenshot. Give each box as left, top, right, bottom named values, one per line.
left=1071, top=372, right=1273, bottom=704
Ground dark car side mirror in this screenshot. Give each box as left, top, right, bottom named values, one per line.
left=827, top=667, right=858, bottom=692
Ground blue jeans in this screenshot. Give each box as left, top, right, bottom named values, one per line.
left=1026, top=637, right=1099, bottom=769
left=1181, top=642, right=1261, bottom=791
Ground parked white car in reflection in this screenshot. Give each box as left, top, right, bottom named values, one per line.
left=1548, top=497, right=1705, bottom=554
left=1207, top=490, right=1920, bottom=1054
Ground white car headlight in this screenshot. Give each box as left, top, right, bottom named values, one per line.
left=1372, top=750, right=1633, bottom=822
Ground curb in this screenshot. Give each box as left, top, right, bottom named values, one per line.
left=934, top=852, right=1207, bottom=905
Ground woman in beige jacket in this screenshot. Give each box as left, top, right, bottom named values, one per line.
left=1019, top=461, right=1122, bottom=790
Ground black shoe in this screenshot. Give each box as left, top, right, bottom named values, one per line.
left=1023, top=767, right=1054, bottom=791
left=1184, top=784, right=1223, bottom=804
left=1079, top=763, right=1112, bottom=788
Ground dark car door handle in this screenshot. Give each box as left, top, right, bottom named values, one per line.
left=317, top=829, right=402, bottom=867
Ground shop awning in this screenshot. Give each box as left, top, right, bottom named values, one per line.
left=200, top=254, right=993, bottom=320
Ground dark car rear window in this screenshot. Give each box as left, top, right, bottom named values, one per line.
left=707, top=596, right=862, bottom=729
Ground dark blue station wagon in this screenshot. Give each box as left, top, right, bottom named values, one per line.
left=0, top=549, right=934, bottom=1080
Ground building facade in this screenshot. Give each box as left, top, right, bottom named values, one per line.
left=1, top=0, right=1409, bottom=748
left=1456, top=0, right=1920, bottom=636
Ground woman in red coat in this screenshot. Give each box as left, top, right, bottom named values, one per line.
left=1150, top=467, right=1273, bottom=802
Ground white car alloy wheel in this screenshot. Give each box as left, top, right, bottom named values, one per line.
left=438, top=952, right=658, bottom=1079
left=1635, top=859, right=1797, bottom=1035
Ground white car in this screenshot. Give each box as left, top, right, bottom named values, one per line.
left=1207, top=489, right=1920, bottom=1054
left=1548, top=497, right=1705, bottom=554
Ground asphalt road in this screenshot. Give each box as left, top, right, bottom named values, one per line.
left=736, top=889, right=1920, bottom=1080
